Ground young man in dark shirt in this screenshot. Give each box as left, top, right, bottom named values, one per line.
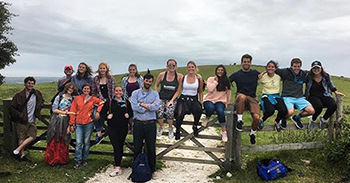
left=229, top=54, right=261, bottom=145
left=275, top=58, right=315, bottom=129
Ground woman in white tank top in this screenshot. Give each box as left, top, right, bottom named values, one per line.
left=174, top=61, right=203, bottom=140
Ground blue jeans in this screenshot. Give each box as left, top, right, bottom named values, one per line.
left=133, top=120, right=156, bottom=172
left=75, top=122, right=94, bottom=163
left=203, top=101, right=226, bottom=127
left=93, top=107, right=104, bottom=132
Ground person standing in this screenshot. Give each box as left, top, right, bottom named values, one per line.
left=130, top=70, right=160, bottom=173
left=45, top=83, right=76, bottom=166
left=258, top=61, right=287, bottom=132
left=229, top=54, right=261, bottom=145
left=305, top=61, right=345, bottom=130
left=122, top=63, right=144, bottom=133
left=69, top=83, right=104, bottom=168
left=203, top=65, right=231, bottom=142
left=50, top=65, right=74, bottom=105
left=71, top=62, right=93, bottom=95
left=92, top=62, right=116, bottom=143
left=154, top=59, right=183, bottom=139
left=9, top=76, right=44, bottom=161
left=100, top=86, right=133, bottom=176
left=275, top=58, right=315, bottom=129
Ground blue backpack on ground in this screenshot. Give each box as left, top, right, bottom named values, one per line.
left=257, top=159, right=288, bottom=181
left=128, top=153, right=152, bottom=182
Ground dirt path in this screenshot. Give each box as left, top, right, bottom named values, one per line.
left=87, top=115, right=223, bottom=183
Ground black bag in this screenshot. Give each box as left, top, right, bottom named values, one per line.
left=128, top=153, right=152, bottom=182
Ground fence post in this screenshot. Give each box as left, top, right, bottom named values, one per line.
left=231, top=105, right=241, bottom=170
left=335, top=95, right=343, bottom=138
left=2, top=99, right=18, bottom=154
left=224, top=104, right=234, bottom=172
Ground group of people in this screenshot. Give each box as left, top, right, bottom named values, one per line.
left=8, top=55, right=345, bottom=179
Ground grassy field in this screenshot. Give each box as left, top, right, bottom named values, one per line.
left=0, top=64, right=350, bottom=182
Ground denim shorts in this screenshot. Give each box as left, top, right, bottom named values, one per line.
left=283, top=97, right=311, bottom=111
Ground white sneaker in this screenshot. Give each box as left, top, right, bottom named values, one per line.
left=157, top=126, right=163, bottom=136
left=202, top=118, right=209, bottom=127
left=168, top=127, right=174, bottom=139
left=221, top=131, right=228, bottom=142
left=109, top=169, right=122, bottom=177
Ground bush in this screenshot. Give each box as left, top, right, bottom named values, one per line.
left=323, top=123, right=350, bottom=179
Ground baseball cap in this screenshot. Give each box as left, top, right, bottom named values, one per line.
left=311, top=61, right=322, bottom=69
left=64, top=65, right=73, bottom=70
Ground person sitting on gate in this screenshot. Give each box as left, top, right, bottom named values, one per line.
left=258, top=60, right=287, bottom=132
left=45, top=82, right=76, bottom=166
left=275, top=58, right=315, bottom=130
left=174, top=61, right=204, bottom=140
left=229, top=54, right=261, bottom=145
left=203, top=64, right=231, bottom=142
left=100, top=86, right=133, bottom=177
left=154, top=58, right=183, bottom=139
left=305, top=60, right=345, bottom=131
left=92, top=62, right=116, bottom=144
left=68, top=83, right=104, bottom=169
left=71, top=62, right=93, bottom=95
left=130, top=70, right=160, bottom=174
left=9, top=76, right=44, bottom=161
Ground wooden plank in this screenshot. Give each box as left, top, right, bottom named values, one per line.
left=156, top=143, right=225, bottom=153
left=161, top=156, right=222, bottom=165
left=241, top=142, right=324, bottom=153
left=224, top=104, right=234, bottom=172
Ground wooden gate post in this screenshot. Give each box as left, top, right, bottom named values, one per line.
left=231, top=105, right=241, bottom=170
left=335, top=95, right=343, bottom=138
left=224, top=104, right=234, bottom=171
left=2, top=99, right=18, bottom=153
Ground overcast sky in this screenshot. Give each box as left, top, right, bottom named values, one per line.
left=2, top=0, right=350, bottom=77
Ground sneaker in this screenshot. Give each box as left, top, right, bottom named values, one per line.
left=201, top=118, right=209, bottom=127
left=168, top=127, right=174, bottom=139
left=281, top=118, right=287, bottom=129
left=249, top=134, right=256, bottom=145
left=175, top=131, right=181, bottom=140
left=292, top=115, right=303, bottom=129
left=95, top=135, right=104, bottom=145
left=274, top=121, right=282, bottom=132
left=308, top=119, right=316, bottom=131
left=236, top=120, right=243, bottom=131
left=319, top=116, right=328, bottom=130
left=221, top=131, right=228, bottom=142
left=20, top=156, right=31, bottom=162
left=193, top=126, right=199, bottom=137
left=257, top=119, right=264, bottom=130
left=12, top=152, right=21, bottom=161
left=73, top=162, right=81, bottom=169
left=82, top=160, right=88, bottom=166
left=157, top=126, right=163, bottom=136
left=109, top=169, right=122, bottom=177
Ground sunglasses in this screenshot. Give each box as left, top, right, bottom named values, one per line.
left=167, top=64, right=176, bottom=67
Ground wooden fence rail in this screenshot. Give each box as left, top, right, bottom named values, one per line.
left=1, top=95, right=343, bottom=172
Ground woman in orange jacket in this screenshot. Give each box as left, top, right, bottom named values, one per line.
left=68, top=83, right=104, bottom=168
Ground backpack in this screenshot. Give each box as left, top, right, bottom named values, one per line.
left=128, top=153, right=152, bottom=182
left=257, top=159, right=288, bottom=181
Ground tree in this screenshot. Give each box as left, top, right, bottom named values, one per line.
left=0, top=1, right=18, bottom=85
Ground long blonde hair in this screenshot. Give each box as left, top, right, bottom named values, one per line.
left=96, top=62, right=112, bottom=78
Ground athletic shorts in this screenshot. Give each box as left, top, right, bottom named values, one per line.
left=156, top=99, right=177, bottom=119
left=283, top=97, right=311, bottom=111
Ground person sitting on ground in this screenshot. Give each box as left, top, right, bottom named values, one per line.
left=100, top=86, right=133, bottom=176
left=229, top=54, right=261, bottom=145
left=154, top=59, right=183, bottom=139
left=305, top=60, right=345, bottom=130
left=258, top=60, right=287, bottom=132
left=175, top=61, right=204, bottom=140
left=9, top=76, right=44, bottom=161
left=203, top=64, right=231, bottom=142
left=275, top=58, right=315, bottom=129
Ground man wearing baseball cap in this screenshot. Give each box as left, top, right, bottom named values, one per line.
left=50, top=65, right=74, bottom=105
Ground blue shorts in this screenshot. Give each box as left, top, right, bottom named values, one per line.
left=283, top=97, right=311, bottom=111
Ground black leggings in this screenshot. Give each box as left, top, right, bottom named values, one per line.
left=175, top=95, right=202, bottom=133
left=108, top=126, right=127, bottom=166
left=262, top=97, right=287, bottom=122
left=308, top=95, right=337, bottom=121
